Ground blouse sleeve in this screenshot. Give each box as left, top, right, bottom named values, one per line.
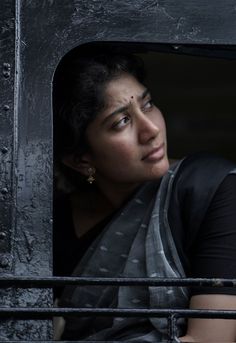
left=190, top=174, right=236, bottom=295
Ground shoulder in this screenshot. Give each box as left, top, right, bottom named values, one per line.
left=176, top=152, right=236, bottom=179
left=173, top=152, right=236, bottom=194
left=170, top=152, right=236, bottom=231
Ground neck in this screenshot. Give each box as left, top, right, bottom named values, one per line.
left=94, top=178, right=141, bottom=210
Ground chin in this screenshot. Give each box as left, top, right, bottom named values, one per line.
left=151, top=158, right=170, bottom=179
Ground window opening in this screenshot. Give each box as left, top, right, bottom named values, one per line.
left=50, top=42, right=236, bottom=341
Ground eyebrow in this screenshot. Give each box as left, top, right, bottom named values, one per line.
left=102, top=88, right=150, bottom=124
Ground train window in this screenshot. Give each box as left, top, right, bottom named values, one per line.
left=52, top=42, right=236, bottom=341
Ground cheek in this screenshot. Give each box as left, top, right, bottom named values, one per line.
left=153, top=108, right=166, bottom=131
left=113, top=143, right=136, bottom=162
left=161, top=120, right=167, bottom=136
left=156, top=115, right=167, bottom=138
left=89, top=140, right=138, bottom=181
left=89, top=134, right=137, bottom=167
left=102, top=141, right=136, bottom=163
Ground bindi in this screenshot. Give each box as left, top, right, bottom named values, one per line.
left=130, top=96, right=134, bottom=99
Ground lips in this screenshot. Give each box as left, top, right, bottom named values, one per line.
left=142, top=143, right=165, bottom=162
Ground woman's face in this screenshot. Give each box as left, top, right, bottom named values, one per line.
left=83, top=73, right=169, bottom=188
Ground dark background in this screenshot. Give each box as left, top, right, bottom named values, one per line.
left=139, top=50, right=236, bottom=161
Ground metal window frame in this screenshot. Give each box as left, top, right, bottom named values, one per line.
left=0, top=276, right=236, bottom=342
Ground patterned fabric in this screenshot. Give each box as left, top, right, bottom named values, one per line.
left=60, top=160, right=189, bottom=342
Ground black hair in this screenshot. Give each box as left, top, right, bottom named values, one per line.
left=53, top=45, right=146, bottom=190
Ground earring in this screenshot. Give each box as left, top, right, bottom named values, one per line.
left=87, top=167, right=95, bottom=184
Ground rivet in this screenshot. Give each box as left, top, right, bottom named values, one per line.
left=0, top=232, right=6, bottom=240
left=3, top=63, right=11, bottom=78
left=3, top=63, right=11, bottom=70
left=172, top=45, right=181, bottom=50
left=1, top=147, right=8, bottom=154
left=3, top=71, right=10, bottom=79
left=3, top=105, right=9, bottom=111
left=1, top=188, right=8, bottom=195
left=0, top=256, right=10, bottom=268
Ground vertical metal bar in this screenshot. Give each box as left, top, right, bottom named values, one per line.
left=168, top=313, right=179, bottom=343
left=0, top=0, right=15, bottom=273
left=10, top=0, right=53, bottom=339
left=0, top=0, right=17, bottom=339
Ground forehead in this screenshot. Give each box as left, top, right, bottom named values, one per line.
left=104, top=73, right=146, bottom=105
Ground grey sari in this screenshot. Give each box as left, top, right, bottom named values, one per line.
left=60, top=160, right=189, bottom=342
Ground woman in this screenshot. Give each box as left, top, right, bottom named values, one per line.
left=53, top=46, right=236, bottom=342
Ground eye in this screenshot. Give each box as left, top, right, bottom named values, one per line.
left=112, top=115, right=131, bottom=130
left=142, top=99, right=154, bottom=111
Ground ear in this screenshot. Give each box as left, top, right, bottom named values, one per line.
left=62, top=153, right=93, bottom=177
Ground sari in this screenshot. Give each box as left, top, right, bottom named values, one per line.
left=60, top=160, right=188, bottom=342
left=59, top=154, right=236, bottom=342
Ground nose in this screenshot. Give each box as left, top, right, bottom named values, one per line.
left=137, top=113, right=160, bottom=144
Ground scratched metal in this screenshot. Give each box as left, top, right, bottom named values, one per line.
left=0, top=0, right=14, bottom=265
left=0, top=0, right=53, bottom=340
left=0, top=0, right=16, bottom=340
left=0, top=0, right=236, bottom=340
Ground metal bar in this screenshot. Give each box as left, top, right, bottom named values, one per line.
left=0, top=276, right=235, bottom=288
left=0, top=307, right=236, bottom=319
left=0, top=342, right=105, bottom=343
left=168, top=313, right=179, bottom=342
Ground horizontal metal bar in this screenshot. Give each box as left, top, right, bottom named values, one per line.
left=0, top=307, right=236, bottom=319
left=0, top=276, right=235, bottom=288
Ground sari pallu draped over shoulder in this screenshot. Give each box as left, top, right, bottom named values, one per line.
left=59, top=154, right=236, bottom=342
left=60, top=159, right=189, bottom=342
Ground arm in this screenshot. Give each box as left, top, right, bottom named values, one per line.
left=180, top=174, right=236, bottom=342
left=53, top=298, right=65, bottom=340
left=180, top=294, right=236, bottom=342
